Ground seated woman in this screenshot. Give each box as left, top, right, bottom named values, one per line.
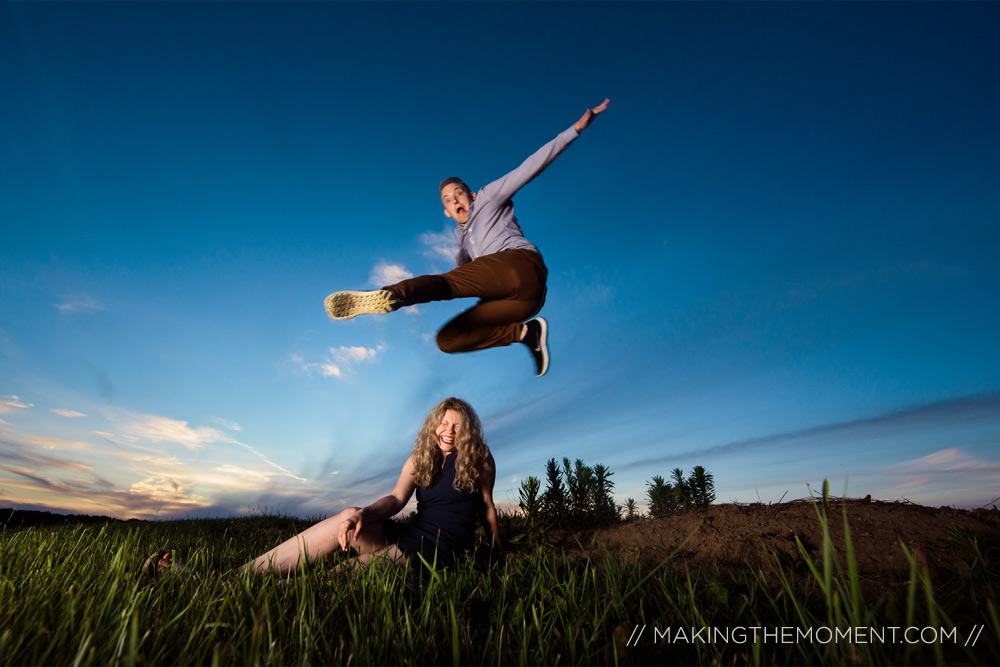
left=148, top=397, right=502, bottom=577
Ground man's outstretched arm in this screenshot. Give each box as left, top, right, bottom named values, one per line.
left=483, top=98, right=611, bottom=203
left=574, top=98, right=610, bottom=132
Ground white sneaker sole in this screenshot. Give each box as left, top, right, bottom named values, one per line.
left=534, top=317, right=549, bottom=377
left=325, top=290, right=396, bottom=320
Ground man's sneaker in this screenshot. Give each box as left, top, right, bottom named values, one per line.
left=522, top=317, right=549, bottom=377
left=325, top=289, right=399, bottom=320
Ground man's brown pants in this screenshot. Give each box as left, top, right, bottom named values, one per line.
left=383, top=248, right=547, bottom=353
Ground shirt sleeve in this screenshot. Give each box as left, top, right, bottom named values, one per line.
left=479, top=126, right=580, bottom=204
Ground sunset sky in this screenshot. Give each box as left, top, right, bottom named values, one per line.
left=2, top=1, right=998, bottom=519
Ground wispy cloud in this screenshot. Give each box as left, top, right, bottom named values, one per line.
left=230, top=439, right=308, bottom=483
left=369, top=261, right=412, bottom=287
left=321, top=346, right=379, bottom=377
left=295, top=345, right=383, bottom=379
left=0, top=436, right=93, bottom=471
left=420, top=226, right=457, bottom=263
left=55, top=294, right=105, bottom=314
left=217, top=464, right=271, bottom=484
left=1, top=462, right=213, bottom=518
left=50, top=408, right=87, bottom=418
left=619, top=392, right=1000, bottom=472
left=1, top=406, right=311, bottom=517
left=111, top=411, right=307, bottom=483
left=0, top=396, right=34, bottom=413
left=116, top=413, right=229, bottom=451
left=128, top=476, right=207, bottom=505
left=870, top=447, right=1000, bottom=507
left=210, top=417, right=242, bottom=432
left=25, top=434, right=91, bottom=451
left=879, top=447, right=1000, bottom=478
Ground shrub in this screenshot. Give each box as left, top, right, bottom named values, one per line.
left=623, top=498, right=639, bottom=521
left=541, top=458, right=567, bottom=526
left=517, top=475, right=546, bottom=549
left=592, top=464, right=619, bottom=524
left=689, top=465, right=716, bottom=510
left=647, top=466, right=716, bottom=516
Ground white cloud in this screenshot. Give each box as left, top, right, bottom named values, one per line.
left=319, top=362, right=344, bottom=377
left=109, top=411, right=305, bottom=481
left=0, top=404, right=318, bottom=517
left=50, top=408, right=87, bottom=418
left=25, top=434, right=91, bottom=451
left=129, top=476, right=207, bottom=504
left=230, top=439, right=308, bottom=483
left=216, top=464, right=271, bottom=484
left=211, top=417, right=242, bottom=432
left=0, top=396, right=33, bottom=413
left=55, top=294, right=105, bottom=314
left=117, top=413, right=229, bottom=451
left=369, top=261, right=413, bottom=287
left=881, top=447, right=994, bottom=475
left=324, top=345, right=380, bottom=377
left=296, top=345, right=383, bottom=380
left=420, top=227, right=457, bottom=263
left=871, top=447, right=1000, bottom=506
left=337, top=346, right=378, bottom=363
left=91, top=430, right=162, bottom=453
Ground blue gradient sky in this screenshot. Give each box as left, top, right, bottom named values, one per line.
left=2, top=2, right=998, bottom=519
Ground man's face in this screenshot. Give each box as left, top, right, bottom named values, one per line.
left=441, top=183, right=475, bottom=224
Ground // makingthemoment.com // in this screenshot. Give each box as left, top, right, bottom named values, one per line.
left=625, top=624, right=985, bottom=647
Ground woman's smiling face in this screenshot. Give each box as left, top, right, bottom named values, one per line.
left=435, top=409, right=462, bottom=453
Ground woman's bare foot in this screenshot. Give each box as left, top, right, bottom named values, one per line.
left=141, top=550, right=191, bottom=580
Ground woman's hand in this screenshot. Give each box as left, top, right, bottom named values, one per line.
left=337, top=507, right=364, bottom=551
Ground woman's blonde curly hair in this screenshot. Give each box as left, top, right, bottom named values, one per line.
left=411, top=397, right=489, bottom=494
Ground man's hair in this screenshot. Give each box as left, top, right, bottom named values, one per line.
left=439, top=177, right=473, bottom=194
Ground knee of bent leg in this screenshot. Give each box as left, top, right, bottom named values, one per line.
left=436, top=329, right=462, bottom=354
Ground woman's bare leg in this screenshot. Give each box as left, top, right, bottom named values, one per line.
left=335, top=543, right=408, bottom=572
left=234, top=509, right=394, bottom=575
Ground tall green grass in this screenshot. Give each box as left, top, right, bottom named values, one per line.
left=1, top=498, right=996, bottom=666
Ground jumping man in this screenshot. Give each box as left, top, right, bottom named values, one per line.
left=325, top=98, right=610, bottom=377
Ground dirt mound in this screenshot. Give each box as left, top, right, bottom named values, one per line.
left=554, top=498, right=1000, bottom=595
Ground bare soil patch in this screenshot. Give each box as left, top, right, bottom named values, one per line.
left=553, top=498, right=1000, bottom=596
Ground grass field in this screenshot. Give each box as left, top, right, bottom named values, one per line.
left=1, top=491, right=997, bottom=666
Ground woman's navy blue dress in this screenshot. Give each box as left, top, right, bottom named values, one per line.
left=389, top=453, right=481, bottom=567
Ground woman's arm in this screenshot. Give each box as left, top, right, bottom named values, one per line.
left=480, top=452, right=504, bottom=554
left=338, top=456, right=418, bottom=550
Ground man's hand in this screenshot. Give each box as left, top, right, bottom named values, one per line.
left=574, top=98, right=610, bottom=132
left=337, top=507, right=364, bottom=551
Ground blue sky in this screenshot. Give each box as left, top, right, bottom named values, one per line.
left=2, top=1, right=998, bottom=519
